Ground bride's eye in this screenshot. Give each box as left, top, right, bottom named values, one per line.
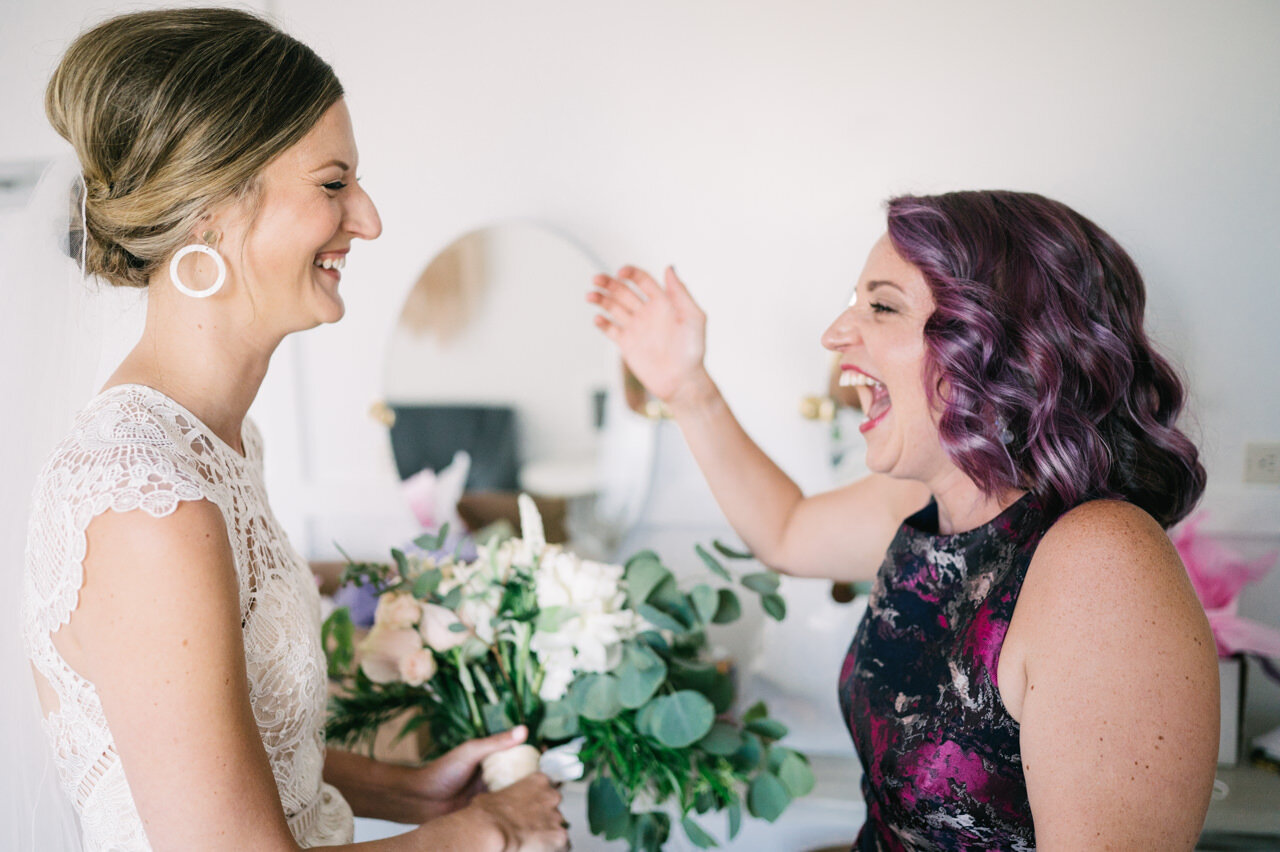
left=323, top=180, right=347, bottom=192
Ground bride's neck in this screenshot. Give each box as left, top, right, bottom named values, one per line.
left=105, top=297, right=280, bottom=453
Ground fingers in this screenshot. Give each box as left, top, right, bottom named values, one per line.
left=618, top=265, right=663, bottom=300
left=663, top=265, right=700, bottom=313
left=455, top=724, right=528, bottom=765
left=589, top=272, right=646, bottom=320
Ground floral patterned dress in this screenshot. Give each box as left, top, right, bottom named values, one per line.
left=839, top=494, right=1053, bottom=851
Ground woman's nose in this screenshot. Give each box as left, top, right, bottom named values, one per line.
left=347, top=184, right=383, bottom=241
left=821, top=307, right=859, bottom=351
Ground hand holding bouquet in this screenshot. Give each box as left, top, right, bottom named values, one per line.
left=324, top=496, right=812, bottom=850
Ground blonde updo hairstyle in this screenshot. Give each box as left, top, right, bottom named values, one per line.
left=46, top=7, right=343, bottom=289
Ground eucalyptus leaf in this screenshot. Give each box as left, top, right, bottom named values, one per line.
left=538, top=699, right=580, bottom=740
left=447, top=621, right=467, bottom=633
left=745, top=718, right=789, bottom=741
left=743, top=701, right=768, bottom=724
left=728, top=798, right=742, bottom=840
left=730, top=732, right=764, bottom=773
left=570, top=673, right=623, bottom=721
left=711, top=589, right=742, bottom=624
left=643, top=690, right=715, bottom=748
left=681, top=815, right=719, bottom=848
left=320, top=606, right=354, bottom=679
left=761, top=593, right=787, bottom=621
left=629, top=812, right=670, bottom=852
left=694, top=543, right=733, bottom=582
left=637, top=603, right=687, bottom=634
left=698, top=722, right=743, bottom=756
left=411, top=567, right=442, bottom=599
left=481, top=701, right=514, bottom=733
left=777, top=750, right=816, bottom=798
left=713, top=539, right=754, bottom=560
left=648, top=575, right=685, bottom=609
left=747, top=772, right=791, bottom=822
left=741, top=571, right=781, bottom=594
left=704, top=670, right=734, bottom=714
left=690, top=584, right=719, bottom=624
left=624, top=555, right=669, bottom=605
left=391, top=548, right=409, bottom=576
left=616, top=644, right=667, bottom=709
left=625, top=549, right=662, bottom=569
left=440, top=586, right=463, bottom=610
left=587, top=776, right=631, bottom=840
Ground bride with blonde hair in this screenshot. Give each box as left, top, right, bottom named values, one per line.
left=2, top=8, right=568, bottom=851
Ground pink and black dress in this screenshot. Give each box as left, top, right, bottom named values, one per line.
left=839, top=494, right=1052, bottom=851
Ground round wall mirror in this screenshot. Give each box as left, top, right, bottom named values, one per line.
left=382, top=222, right=651, bottom=555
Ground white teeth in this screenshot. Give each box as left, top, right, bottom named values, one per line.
left=314, top=256, right=346, bottom=270
left=839, top=371, right=883, bottom=389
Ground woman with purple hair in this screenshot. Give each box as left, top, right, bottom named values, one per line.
left=587, top=190, right=1218, bottom=850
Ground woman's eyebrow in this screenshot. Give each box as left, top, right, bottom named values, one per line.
left=867, top=279, right=904, bottom=294
left=313, top=158, right=351, bottom=172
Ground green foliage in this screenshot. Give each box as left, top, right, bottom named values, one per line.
left=694, top=544, right=732, bottom=582
left=323, top=534, right=810, bottom=852
left=747, top=772, right=791, bottom=822
left=320, top=606, right=354, bottom=679
left=761, top=593, right=787, bottom=621
left=712, top=539, right=753, bottom=560
left=681, top=815, right=719, bottom=848
left=740, top=571, right=780, bottom=594
left=711, top=589, right=741, bottom=624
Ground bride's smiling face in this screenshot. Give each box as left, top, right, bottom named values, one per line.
left=207, top=98, right=381, bottom=334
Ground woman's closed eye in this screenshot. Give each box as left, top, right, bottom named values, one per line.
left=322, top=180, right=348, bottom=192
left=870, top=301, right=897, bottom=315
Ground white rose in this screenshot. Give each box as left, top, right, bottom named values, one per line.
left=458, top=593, right=499, bottom=644
left=398, top=648, right=438, bottom=687
left=358, top=624, right=424, bottom=684
left=481, top=743, right=542, bottom=791
left=374, top=593, right=422, bottom=630
left=538, top=660, right=576, bottom=701
left=419, top=603, right=468, bottom=652
left=539, top=737, right=586, bottom=783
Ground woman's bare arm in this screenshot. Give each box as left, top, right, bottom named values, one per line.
left=1012, top=501, right=1219, bottom=850
left=62, top=501, right=564, bottom=852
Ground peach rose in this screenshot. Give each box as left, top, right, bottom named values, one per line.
left=419, top=603, right=469, bottom=652
left=374, top=592, right=422, bottom=630
left=398, top=648, right=438, bottom=687
left=358, top=624, right=423, bottom=684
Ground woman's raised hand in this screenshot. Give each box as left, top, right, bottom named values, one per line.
left=587, top=265, right=707, bottom=405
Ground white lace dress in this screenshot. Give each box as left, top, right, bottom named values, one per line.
left=21, top=384, right=354, bottom=850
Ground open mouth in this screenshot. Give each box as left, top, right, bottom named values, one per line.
left=839, top=368, right=891, bottom=432
left=314, top=255, right=346, bottom=271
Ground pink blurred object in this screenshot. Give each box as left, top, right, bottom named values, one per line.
left=401, top=450, right=470, bottom=530
left=1172, top=512, right=1280, bottom=659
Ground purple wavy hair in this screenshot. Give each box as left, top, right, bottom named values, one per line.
left=886, top=190, right=1205, bottom=528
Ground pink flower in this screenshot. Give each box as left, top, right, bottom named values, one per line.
left=420, top=603, right=469, bottom=652
left=1172, top=512, right=1280, bottom=658
left=374, top=593, right=422, bottom=630
left=399, top=648, right=438, bottom=687
left=359, top=624, right=424, bottom=684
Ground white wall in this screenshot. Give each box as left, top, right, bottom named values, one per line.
left=5, top=0, right=1279, bottom=736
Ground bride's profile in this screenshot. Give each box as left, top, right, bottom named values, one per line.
left=7, top=7, right=569, bottom=851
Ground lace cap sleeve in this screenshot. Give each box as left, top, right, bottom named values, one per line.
left=25, top=389, right=224, bottom=635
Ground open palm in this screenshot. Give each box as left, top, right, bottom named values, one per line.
left=587, top=265, right=706, bottom=403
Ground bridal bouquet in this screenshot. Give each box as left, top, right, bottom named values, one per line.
left=322, top=496, right=813, bottom=850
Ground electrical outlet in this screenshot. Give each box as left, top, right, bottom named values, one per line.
left=1244, top=443, right=1280, bottom=485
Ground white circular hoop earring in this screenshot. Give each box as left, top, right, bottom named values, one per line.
left=169, top=243, right=227, bottom=298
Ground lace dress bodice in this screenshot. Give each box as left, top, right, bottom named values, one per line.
left=21, top=384, right=353, bottom=850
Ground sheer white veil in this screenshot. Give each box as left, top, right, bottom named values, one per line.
left=0, top=150, right=142, bottom=851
